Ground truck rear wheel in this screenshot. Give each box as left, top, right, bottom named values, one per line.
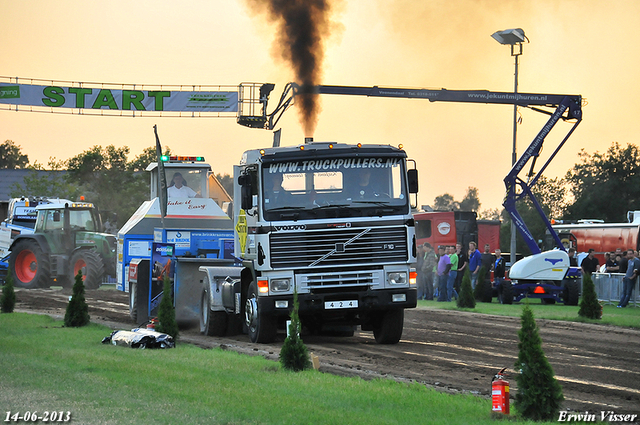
left=70, top=249, right=104, bottom=290
left=563, top=279, right=580, bottom=306
left=10, top=239, right=50, bottom=289
left=200, top=289, right=228, bottom=337
left=498, top=281, right=513, bottom=304
left=245, top=282, right=277, bottom=343
left=373, top=309, right=404, bottom=344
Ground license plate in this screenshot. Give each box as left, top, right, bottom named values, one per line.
left=324, top=300, right=358, bottom=309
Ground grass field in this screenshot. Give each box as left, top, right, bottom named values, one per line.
left=0, top=313, right=557, bottom=425
left=416, top=298, right=640, bottom=328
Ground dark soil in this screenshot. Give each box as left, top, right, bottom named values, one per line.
left=13, top=286, right=640, bottom=414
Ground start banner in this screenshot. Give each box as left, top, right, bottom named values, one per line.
left=0, top=82, right=238, bottom=113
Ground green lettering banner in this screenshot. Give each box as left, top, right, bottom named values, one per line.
left=0, top=83, right=238, bottom=113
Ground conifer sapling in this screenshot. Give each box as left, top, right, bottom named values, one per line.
left=514, top=303, right=563, bottom=421
left=64, top=270, right=90, bottom=327
left=156, top=275, right=179, bottom=339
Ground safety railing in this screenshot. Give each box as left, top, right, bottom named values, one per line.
left=591, top=273, right=639, bottom=307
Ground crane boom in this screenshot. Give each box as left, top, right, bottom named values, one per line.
left=247, top=82, right=583, bottom=257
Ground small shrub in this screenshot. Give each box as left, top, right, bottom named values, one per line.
left=457, top=269, right=476, bottom=309
left=64, top=270, right=90, bottom=327
left=156, top=275, right=179, bottom=339
left=578, top=273, right=602, bottom=320
left=1, top=269, right=16, bottom=313
left=514, top=303, right=563, bottom=421
left=279, top=290, right=311, bottom=372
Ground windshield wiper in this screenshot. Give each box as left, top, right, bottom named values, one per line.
left=267, top=206, right=306, bottom=212
left=312, top=202, right=351, bottom=210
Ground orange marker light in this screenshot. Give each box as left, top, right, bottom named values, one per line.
left=534, top=286, right=546, bottom=294
left=257, top=280, right=269, bottom=293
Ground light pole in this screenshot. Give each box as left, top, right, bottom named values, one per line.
left=492, top=28, right=527, bottom=267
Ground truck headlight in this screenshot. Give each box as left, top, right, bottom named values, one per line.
left=387, top=272, right=407, bottom=285
left=270, top=278, right=291, bottom=292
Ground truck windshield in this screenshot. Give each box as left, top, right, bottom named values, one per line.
left=262, top=156, right=409, bottom=220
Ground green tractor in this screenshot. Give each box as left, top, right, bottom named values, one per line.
left=8, top=201, right=117, bottom=289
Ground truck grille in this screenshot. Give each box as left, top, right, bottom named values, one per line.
left=269, top=226, right=408, bottom=269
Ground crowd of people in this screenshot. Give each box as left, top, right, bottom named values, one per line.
left=416, top=241, right=502, bottom=303
left=415, top=242, right=638, bottom=308
left=581, top=247, right=639, bottom=308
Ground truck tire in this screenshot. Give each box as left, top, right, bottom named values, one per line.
left=70, top=249, right=105, bottom=290
left=373, top=309, right=404, bottom=344
left=563, top=279, right=580, bottom=306
left=10, top=239, right=50, bottom=289
left=498, top=280, right=513, bottom=304
left=200, top=289, right=228, bottom=337
left=481, top=280, right=494, bottom=303
left=245, top=282, right=277, bottom=343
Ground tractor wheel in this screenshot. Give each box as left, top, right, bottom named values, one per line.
left=373, top=309, right=404, bottom=344
left=9, top=239, right=50, bottom=289
left=245, top=282, right=277, bottom=343
left=200, top=288, right=228, bottom=337
left=563, top=279, right=580, bottom=306
left=498, top=280, right=514, bottom=304
left=70, top=249, right=105, bottom=290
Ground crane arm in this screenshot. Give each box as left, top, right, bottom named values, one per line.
left=248, top=82, right=583, bottom=255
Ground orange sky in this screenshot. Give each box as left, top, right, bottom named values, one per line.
left=2, top=0, right=639, bottom=212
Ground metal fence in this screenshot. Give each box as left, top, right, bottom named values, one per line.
left=592, top=273, right=639, bottom=307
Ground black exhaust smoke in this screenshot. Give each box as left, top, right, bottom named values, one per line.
left=247, top=0, right=335, bottom=136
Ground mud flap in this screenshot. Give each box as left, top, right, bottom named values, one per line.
left=102, top=328, right=175, bottom=349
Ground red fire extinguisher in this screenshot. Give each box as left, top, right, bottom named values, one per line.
left=492, top=368, right=510, bottom=415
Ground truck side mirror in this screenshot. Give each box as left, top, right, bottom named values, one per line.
left=407, top=169, right=419, bottom=194
left=53, top=211, right=61, bottom=222
left=241, top=184, right=253, bottom=210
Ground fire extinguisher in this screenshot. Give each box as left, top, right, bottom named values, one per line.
left=492, top=367, right=510, bottom=414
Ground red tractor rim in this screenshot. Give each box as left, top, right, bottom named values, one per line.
left=15, top=250, right=37, bottom=283
left=74, top=259, right=87, bottom=281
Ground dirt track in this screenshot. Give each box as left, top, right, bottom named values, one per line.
left=13, top=286, right=640, bottom=415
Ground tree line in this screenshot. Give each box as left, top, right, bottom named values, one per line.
left=3, top=140, right=638, bottom=252
left=1, top=140, right=233, bottom=230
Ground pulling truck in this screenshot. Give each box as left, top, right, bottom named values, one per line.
left=216, top=140, right=420, bottom=344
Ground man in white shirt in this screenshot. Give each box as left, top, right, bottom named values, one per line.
left=167, top=172, right=198, bottom=198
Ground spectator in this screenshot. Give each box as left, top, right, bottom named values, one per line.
left=436, top=246, right=451, bottom=302
left=580, top=248, right=600, bottom=275
left=416, top=243, right=426, bottom=300
left=618, top=250, right=639, bottom=308
left=493, top=248, right=506, bottom=287
left=481, top=243, right=494, bottom=274
left=468, top=241, right=482, bottom=289
left=619, top=248, right=630, bottom=274
left=567, top=247, right=578, bottom=267
left=454, top=242, right=467, bottom=295
left=447, top=245, right=459, bottom=301
left=421, top=243, right=437, bottom=301
left=605, top=251, right=619, bottom=273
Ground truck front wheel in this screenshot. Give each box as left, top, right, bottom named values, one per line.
left=245, top=282, right=277, bottom=343
left=70, top=249, right=104, bottom=290
left=10, top=239, right=50, bottom=289
left=373, top=309, right=404, bottom=344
